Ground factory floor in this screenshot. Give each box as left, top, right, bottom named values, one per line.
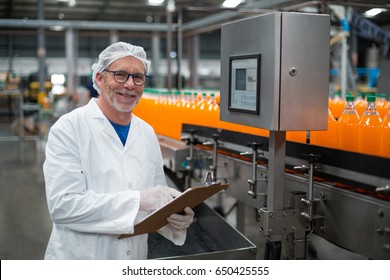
left=0, top=120, right=367, bottom=260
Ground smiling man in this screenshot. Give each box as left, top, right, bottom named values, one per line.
left=43, top=42, right=194, bottom=260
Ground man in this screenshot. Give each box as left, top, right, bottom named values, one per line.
left=43, top=42, right=194, bottom=259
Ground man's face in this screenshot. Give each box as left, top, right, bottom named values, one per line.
left=96, top=56, right=146, bottom=114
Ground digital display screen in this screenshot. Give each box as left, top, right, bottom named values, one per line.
left=229, top=54, right=260, bottom=114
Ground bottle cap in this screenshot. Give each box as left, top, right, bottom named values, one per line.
left=367, top=96, right=376, bottom=102
left=346, top=95, right=354, bottom=102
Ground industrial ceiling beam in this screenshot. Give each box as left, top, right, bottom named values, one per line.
left=181, top=0, right=292, bottom=32
left=0, top=18, right=173, bottom=32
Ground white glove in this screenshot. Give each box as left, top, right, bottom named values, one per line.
left=139, top=185, right=181, bottom=211
left=166, top=207, right=194, bottom=231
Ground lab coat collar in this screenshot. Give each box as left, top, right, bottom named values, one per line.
left=88, top=98, right=107, bottom=120
left=88, top=98, right=140, bottom=150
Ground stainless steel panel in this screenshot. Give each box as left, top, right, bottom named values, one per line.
left=279, top=12, right=330, bottom=131
left=189, top=147, right=390, bottom=259
left=148, top=203, right=257, bottom=260
left=313, top=183, right=390, bottom=260
left=220, top=12, right=280, bottom=130
left=158, top=136, right=189, bottom=172
left=220, top=12, right=330, bottom=131
left=158, top=130, right=389, bottom=259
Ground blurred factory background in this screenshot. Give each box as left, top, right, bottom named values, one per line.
left=0, top=0, right=389, bottom=260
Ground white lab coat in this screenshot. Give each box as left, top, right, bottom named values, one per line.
left=43, top=98, right=184, bottom=259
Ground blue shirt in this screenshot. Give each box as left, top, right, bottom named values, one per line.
left=109, top=120, right=130, bottom=146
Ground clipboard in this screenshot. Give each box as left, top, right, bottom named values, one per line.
left=118, top=183, right=229, bottom=239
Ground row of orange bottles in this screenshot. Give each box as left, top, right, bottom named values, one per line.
left=134, top=89, right=218, bottom=139
left=136, top=89, right=390, bottom=158
left=329, top=92, right=389, bottom=119
left=310, top=109, right=337, bottom=148
left=134, top=89, right=269, bottom=140
left=312, top=95, right=390, bottom=158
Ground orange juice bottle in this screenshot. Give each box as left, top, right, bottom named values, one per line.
left=311, top=109, right=337, bottom=148
left=134, top=89, right=155, bottom=127
left=376, top=93, right=388, bottom=119
left=380, top=106, right=390, bottom=158
left=181, top=91, right=192, bottom=127
left=207, top=93, right=220, bottom=128
left=328, top=96, right=334, bottom=117
left=165, top=91, right=176, bottom=138
left=215, top=91, right=220, bottom=105
left=170, top=91, right=184, bottom=140
left=337, top=95, right=360, bottom=152
left=187, top=92, right=198, bottom=127
left=331, top=91, right=345, bottom=120
left=155, top=91, right=168, bottom=136
left=354, top=92, right=365, bottom=117
left=358, top=95, right=382, bottom=156
left=196, top=92, right=208, bottom=127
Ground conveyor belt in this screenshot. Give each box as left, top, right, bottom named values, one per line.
left=182, top=123, right=390, bottom=202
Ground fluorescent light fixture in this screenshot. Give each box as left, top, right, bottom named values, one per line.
left=364, top=8, right=385, bottom=17
left=167, top=0, right=175, bottom=12
left=57, top=0, right=76, bottom=7
left=148, top=0, right=164, bottom=5
left=222, top=0, right=242, bottom=8
left=50, top=25, right=64, bottom=31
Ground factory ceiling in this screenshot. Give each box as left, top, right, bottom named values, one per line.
left=0, top=0, right=389, bottom=34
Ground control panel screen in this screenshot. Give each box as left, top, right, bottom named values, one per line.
left=228, top=54, right=260, bottom=114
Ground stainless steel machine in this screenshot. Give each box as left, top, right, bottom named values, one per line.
left=220, top=11, right=331, bottom=259
left=153, top=12, right=390, bottom=260
left=171, top=125, right=390, bottom=260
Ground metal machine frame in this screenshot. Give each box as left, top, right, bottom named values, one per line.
left=160, top=125, right=390, bottom=259
left=157, top=11, right=389, bottom=260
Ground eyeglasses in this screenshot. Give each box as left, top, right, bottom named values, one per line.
left=103, top=70, right=148, bottom=86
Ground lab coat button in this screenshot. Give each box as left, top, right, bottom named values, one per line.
left=127, top=250, right=131, bottom=256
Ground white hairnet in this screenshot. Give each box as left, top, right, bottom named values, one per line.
left=91, top=42, right=151, bottom=93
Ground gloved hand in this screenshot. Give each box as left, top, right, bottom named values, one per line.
left=139, top=185, right=182, bottom=211
left=166, top=207, right=194, bottom=231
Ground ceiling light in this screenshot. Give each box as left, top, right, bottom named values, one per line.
left=167, top=0, right=175, bottom=12
left=68, top=0, right=76, bottom=7
left=222, top=0, right=242, bottom=8
left=148, top=0, right=164, bottom=5
left=364, top=8, right=385, bottom=17
left=57, top=0, right=76, bottom=7
left=50, top=26, right=64, bottom=31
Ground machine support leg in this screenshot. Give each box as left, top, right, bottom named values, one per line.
left=260, top=131, right=286, bottom=259
left=264, top=240, right=282, bottom=260
left=236, top=201, right=246, bottom=234
left=267, top=131, right=286, bottom=211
